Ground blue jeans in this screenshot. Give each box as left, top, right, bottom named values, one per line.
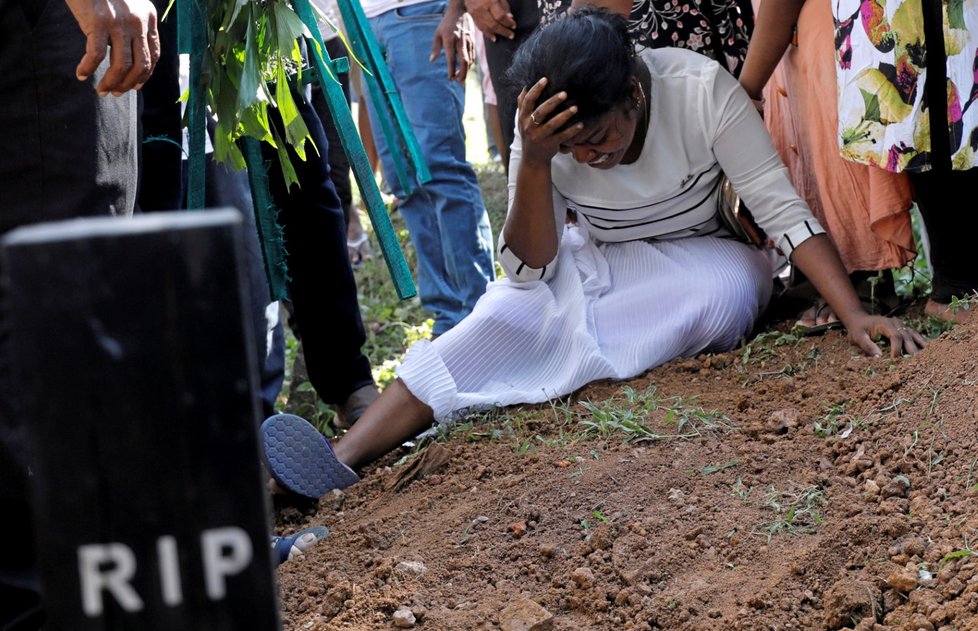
left=366, top=0, right=496, bottom=335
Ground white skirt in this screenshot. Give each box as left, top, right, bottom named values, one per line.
left=396, top=226, right=774, bottom=422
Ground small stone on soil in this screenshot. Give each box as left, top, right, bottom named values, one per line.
left=499, top=598, right=554, bottom=631
left=392, top=607, right=416, bottom=628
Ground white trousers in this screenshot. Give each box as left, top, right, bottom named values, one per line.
left=397, top=226, right=774, bottom=422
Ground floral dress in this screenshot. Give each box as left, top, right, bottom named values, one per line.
left=538, top=0, right=753, bottom=76
left=833, top=0, right=978, bottom=172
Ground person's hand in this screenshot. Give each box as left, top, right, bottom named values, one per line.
left=463, top=0, right=516, bottom=41
left=517, top=78, right=583, bottom=166
left=64, top=0, right=160, bottom=96
left=844, top=314, right=928, bottom=358
left=431, top=11, right=475, bottom=83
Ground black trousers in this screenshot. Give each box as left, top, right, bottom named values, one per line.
left=311, top=38, right=354, bottom=217
left=482, top=0, right=541, bottom=164
left=910, top=168, right=978, bottom=302
left=0, top=0, right=136, bottom=234
left=0, top=1, right=138, bottom=627
left=261, top=90, right=374, bottom=404
left=912, top=0, right=978, bottom=303
left=136, top=0, right=183, bottom=213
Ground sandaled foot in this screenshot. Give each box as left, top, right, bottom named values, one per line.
left=261, top=413, right=360, bottom=499
left=271, top=525, right=329, bottom=566
left=346, top=232, right=372, bottom=269
left=794, top=299, right=843, bottom=336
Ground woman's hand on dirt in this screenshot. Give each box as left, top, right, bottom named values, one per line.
left=846, top=314, right=928, bottom=358
left=517, top=78, right=582, bottom=166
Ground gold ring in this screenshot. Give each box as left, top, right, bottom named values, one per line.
left=530, top=112, right=540, bottom=125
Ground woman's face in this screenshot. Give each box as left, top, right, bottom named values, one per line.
left=557, top=105, right=639, bottom=169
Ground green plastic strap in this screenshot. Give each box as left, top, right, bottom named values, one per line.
left=242, top=138, right=290, bottom=302
left=333, top=0, right=432, bottom=185
left=176, top=0, right=189, bottom=54
left=326, top=1, right=409, bottom=193
left=362, top=68, right=413, bottom=195
left=326, top=1, right=410, bottom=194
left=184, top=0, right=206, bottom=210
left=292, top=0, right=417, bottom=300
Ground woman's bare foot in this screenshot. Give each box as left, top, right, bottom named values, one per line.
left=346, top=208, right=373, bottom=268
left=924, top=298, right=973, bottom=324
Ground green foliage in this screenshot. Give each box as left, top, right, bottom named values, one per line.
left=574, top=387, right=734, bottom=445
left=731, top=478, right=753, bottom=501
left=289, top=380, right=338, bottom=438
left=940, top=538, right=976, bottom=567
left=892, top=206, right=932, bottom=300
left=949, top=292, right=978, bottom=314
left=697, top=460, right=740, bottom=475
left=812, top=401, right=867, bottom=438
left=755, top=485, right=826, bottom=541
left=742, top=329, right=801, bottom=365
left=198, top=0, right=319, bottom=187
left=578, top=511, right=610, bottom=541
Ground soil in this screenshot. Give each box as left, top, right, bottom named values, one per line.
left=273, top=305, right=978, bottom=631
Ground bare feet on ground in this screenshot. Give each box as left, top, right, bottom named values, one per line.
left=924, top=298, right=973, bottom=324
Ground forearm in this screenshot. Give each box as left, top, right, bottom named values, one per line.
left=791, top=233, right=928, bottom=358
left=502, top=160, right=560, bottom=268
left=738, top=0, right=805, bottom=99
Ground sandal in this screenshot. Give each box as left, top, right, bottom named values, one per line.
left=794, top=299, right=844, bottom=336
left=346, top=232, right=372, bottom=269
left=270, top=525, right=329, bottom=566
left=261, top=413, right=360, bottom=499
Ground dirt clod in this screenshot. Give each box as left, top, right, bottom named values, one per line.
left=823, top=579, right=882, bottom=629
left=499, top=598, right=554, bottom=631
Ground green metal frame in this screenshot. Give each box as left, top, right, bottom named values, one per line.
left=177, top=0, right=420, bottom=300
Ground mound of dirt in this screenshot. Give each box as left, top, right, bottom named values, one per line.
left=274, top=309, right=978, bottom=630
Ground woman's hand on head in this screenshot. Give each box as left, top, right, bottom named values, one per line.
left=518, top=78, right=584, bottom=166
left=845, top=314, right=928, bottom=358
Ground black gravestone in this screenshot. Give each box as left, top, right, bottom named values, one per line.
left=0, top=209, right=280, bottom=630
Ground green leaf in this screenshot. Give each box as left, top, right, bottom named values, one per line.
left=240, top=105, right=275, bottom=145
left=272, top=126, right=300, bottom=191
left=238, top=14, right=273, bottom=111
left=274, top=65, right=315, bottom=164
left=700, top=460, right=740, bottom=475
left=221, top=0, right=249, bottom=32
left=273, top=2, right=311, bottom=50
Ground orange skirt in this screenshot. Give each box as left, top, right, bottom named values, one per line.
left=759, top=0, right=915, bottom=272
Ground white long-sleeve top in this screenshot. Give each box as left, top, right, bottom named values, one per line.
left=499, top=47, right=825, bottom=283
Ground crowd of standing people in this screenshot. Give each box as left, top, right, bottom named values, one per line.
left=1, top=0, right=975, bottom=627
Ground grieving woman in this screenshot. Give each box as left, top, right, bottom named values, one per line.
left=260, top=7, right=926, bottom=500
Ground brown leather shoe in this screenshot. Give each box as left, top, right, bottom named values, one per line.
left=334, top=384, right=380, bottom=429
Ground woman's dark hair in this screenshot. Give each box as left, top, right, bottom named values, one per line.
left=505, top=6, right=637, bottom=124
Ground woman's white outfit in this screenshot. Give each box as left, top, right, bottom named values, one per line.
left=397, top=48, right=826, bottom=422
